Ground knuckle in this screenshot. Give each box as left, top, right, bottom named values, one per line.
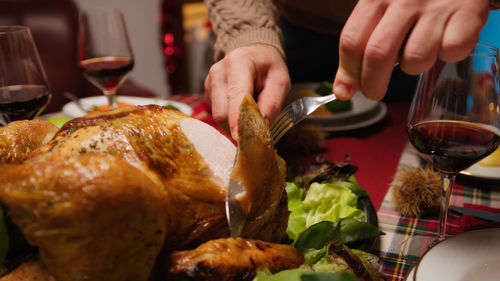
left=403, top=48, right=428, bottom=65
left=364, top=43, right=391, bottom=64
left=441, top=40, right=465, bottom=54
left=225, top=50, right=249, bottom=64
left=227, top=84, right=247, bottom=96
left=208, top=62, right=222, bottom=76
left=401, top=47, right=435, bottom=75
left=339, top=31, right=363, bottom=57
left=274, top=74, right=291, bottom=90
left=440, top=40, right=474, bottom=62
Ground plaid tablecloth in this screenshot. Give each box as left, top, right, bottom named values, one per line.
left=374, top=143, right=500, bottom=281
left=171, top=94, right=500, bottom=280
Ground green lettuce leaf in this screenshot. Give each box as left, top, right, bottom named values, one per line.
left=286, top=183, right=307, bottom=241
left=286, top=181, right=365, bottom=242
left=253, top=268, right=358, bottom=281
left=294, top=219, right=384, bottom=254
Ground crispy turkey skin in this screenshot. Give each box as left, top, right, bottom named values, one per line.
left=0, top=120, right=58, bottom=165
left=166, top=237, right=304, bottom=281
left=0, top=95, right=290, bottom=281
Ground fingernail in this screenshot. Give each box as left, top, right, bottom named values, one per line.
left=333, top=82, right=351, bottom=98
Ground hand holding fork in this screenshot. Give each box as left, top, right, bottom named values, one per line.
left=269, top=93, right=337, bottom=145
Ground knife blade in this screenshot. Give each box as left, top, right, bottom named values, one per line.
left=450, top=205, right=500, bottom=222
left=225, top=178, right=247, bottom=237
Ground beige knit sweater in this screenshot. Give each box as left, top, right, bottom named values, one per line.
left=205, top=0, right=499, bottom=62
left=204, top=0, right=357, bottom=61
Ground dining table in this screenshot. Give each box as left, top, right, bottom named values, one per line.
left=46, top=92, right=500, bottom=281
left=169, top=93, right=500, bottom=281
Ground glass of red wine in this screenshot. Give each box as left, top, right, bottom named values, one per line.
left=407, top=43, right=500, bottom=241
left=78, top=9, right=134, bottom=109
left=0, top=26, right=51, bottom=124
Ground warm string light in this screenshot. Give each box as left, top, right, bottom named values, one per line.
left=160, top=0, right=183, bottom=92
left=163, top=33, right=179, bottom=73
left=160, top=0, right=215, bottom=94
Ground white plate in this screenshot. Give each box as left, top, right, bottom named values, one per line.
left=405, top=228, right=500, bottom=281
left=62, top=96, right=193, bottom=118
left=288, top=82, right=380, bottom=121
left=461, top=163, right=500, bottom=181
left=302, top=102, right=387, bottom=132
left=321, top=102, right=387, bottom=132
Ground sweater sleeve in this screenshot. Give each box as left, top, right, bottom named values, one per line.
left=204, top=0, right=284, bottom=61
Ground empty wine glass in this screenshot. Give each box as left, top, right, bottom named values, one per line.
left=0, top=26, right=51, bottom=124
left=407, top=43, right=500, bottom=242
left=78, top=9, right=134, bottom=109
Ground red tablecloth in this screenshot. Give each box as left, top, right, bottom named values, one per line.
left=320, top=102, right=411, bottom=210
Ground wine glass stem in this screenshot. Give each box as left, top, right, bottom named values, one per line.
left=103, top=90, right=117, bottom=109
left=438, top=173, right=456, bottom=241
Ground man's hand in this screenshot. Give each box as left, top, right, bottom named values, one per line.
left=204, top=43, right=290, bottom=139
left=333, top=0, right=490, bottom=100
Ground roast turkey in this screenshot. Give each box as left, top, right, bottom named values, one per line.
left=0, top=95, right=292, bottom=281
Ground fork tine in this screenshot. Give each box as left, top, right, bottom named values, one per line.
left=270, top=120, right=294, bottom=142
left=271, top=121, right=291, bottom=142
left=271, top=119, right=293, bottom=145
left=269, top=107, right=291, bottom=130
left=270, top=109, right=292, bottom=133
left=269, top=92, right=337, bottom=145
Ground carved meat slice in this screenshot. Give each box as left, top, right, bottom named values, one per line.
left=231, top=95, right=288, bottom=242
left=166, top=237, right=304, bottom=281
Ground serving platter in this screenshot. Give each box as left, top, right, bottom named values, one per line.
left=405, top=228, right=500, bottom=281
left=62, top=95, right=193, bottom=118
left=318, top=102, right=387, bottom=132
left=460, top=163, right=500, bottom=181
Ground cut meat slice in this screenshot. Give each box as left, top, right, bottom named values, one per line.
left=180, top=118, right=236, bottom=187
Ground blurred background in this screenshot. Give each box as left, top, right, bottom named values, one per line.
left=0, top=0, right=213, bottom=113
left=76, top=0, right=169, bottom=99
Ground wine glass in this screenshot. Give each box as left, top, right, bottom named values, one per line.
left=407, top=43, right=500, bottom=241
left=78, top=9, right=134, bottom=109
left=0, top=26, right=51, bottom=124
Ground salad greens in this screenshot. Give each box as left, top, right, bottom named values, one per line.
left=164, top=104, right=180, bottom=111
left=294, top=220, right=383, bottom=254
left=255, top=157, right=384, bottom=281
left=45, top=116, right=72, bottom=128
left=286, top=182, right=365, bottom=242
left=254, top=269, right=358, bottom=281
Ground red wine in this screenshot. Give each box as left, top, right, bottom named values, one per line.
left=0, top=85, right=50, bottom=122
left=408, top=120, right=500, bottom=174
left=79, top=56, right=134, bottom=91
